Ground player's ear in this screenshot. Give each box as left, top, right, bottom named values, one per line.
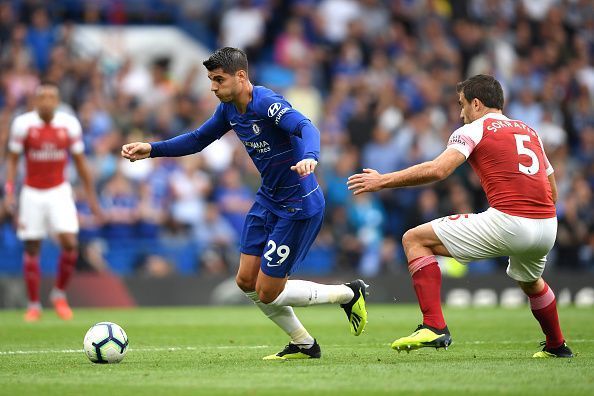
left=236, top=69, right=248, bottom=82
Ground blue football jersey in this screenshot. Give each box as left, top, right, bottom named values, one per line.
left=151, top=85, right=325, bottom=219
left=222, top=86, right=324, bottom=219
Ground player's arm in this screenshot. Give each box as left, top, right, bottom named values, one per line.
left=289, top=119, right=320, bottom=176
left=72, top=153, right=103, bottom=219
left=347, top=148, right=466, bottom=195
left=3, top=151, right=19, bottom=213
left=262, top=97, right=320, bottom=176
left=122, top=109, right=229, bottom=161
left=548, top=173, right=558, bottom=204
left=5, top=116, right=25, bottom=214
left=537, top=135, right=557, bottom=204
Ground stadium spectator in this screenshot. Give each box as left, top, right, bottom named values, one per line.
left=348, top=74, right=573, bottom=358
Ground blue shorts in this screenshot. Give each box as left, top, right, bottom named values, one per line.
left=239, top=201, right=324, bottom=278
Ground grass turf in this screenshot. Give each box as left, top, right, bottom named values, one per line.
left=0, top=304, right=592, bottom=395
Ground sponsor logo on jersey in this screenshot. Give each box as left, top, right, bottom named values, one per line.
left=243, top=139, right=270, bottom=153
left=274, top=107, right=289, bottom=125
left=267, top=102, right=282, bottom=117
left=449, top=135, right=466, bottom=146
left=28, top=149, right=67, bottom=161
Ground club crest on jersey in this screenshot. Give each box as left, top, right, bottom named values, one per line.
left=267, top=102, right=281, bottom=117
left=252, top=123, right=261, bottom=135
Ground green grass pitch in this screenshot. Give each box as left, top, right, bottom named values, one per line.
left=0, top=304, right=592, bottom=395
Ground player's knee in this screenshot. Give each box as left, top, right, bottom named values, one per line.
left=402, top=229, right=417, bottom=250
left=235, top=274, right=256, bottom=292
left=257, top=289, right=280, bottom=305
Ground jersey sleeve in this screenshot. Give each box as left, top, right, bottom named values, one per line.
left=257, top=94, right=308, bottom=135
left=150, top=104, right=229, bottom=158
left=65, top=114, right=85, bottom=154
left=8, top=115, right=27, bottom=154
left=446, top=123, right=483, bottom=159
left=257, top=93, right=320, bottom=161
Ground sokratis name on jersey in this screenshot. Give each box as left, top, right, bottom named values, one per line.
left=243, top=139, right=271, bottom=153
left=486, top=119, right=535, bottom=134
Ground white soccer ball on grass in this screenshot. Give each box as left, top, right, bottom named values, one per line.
left=83, top=322, right=129, bottom=363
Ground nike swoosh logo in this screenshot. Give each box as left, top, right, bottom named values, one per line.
left=230, top=122, right=238, bottom=126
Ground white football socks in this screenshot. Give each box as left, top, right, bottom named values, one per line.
left=49, top=288, right=66, bottom=301
left=245, top=291, right=314, bottom=347
left=269, top=280, right=354, bottom=307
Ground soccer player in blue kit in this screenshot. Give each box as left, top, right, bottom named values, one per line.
left=122, top=47, right=368, bottom=360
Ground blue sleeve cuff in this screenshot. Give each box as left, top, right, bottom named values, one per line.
left=298, top=121, right=320, bottom=162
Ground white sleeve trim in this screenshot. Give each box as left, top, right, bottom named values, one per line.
left=8, top=115, right=27, bottom=153
left=446, top=123, right=483, bottom=159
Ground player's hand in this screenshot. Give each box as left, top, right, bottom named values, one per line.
left=347, top=168, right=385, bottom=195
left=3, top=192, right=16, bottom=215
left=290, top=158, right=318, bottom=177
left=121, top=142, right=152, bottom=162
left=88, top=199, right=105, bottom=224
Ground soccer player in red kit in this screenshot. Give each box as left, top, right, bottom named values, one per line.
left=4, top=84, right=101, bottom=322
left=348, top=75, right=573, bottom=358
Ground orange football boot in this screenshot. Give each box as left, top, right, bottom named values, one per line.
left=52, top=298, right=73, bottom=320
left=24, top=307, right=42, bottom=322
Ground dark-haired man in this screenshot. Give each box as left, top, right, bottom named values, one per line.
left=122, top=47, right=368, bottom=360
left=5, top=83, right=101, bottom=321
left=348, top=74, right=572, bottom=358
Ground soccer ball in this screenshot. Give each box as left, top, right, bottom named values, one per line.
left=83, top=322, right=129, bottom=364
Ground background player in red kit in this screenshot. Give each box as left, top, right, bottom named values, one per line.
left=4, top=84, right=101, bottom=322
left=348, top=75, right=573, bottom=358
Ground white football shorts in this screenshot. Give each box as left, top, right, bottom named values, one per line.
left=18, top=182, right=79, bottom=240
left=431, top=207, right=557, bottom=282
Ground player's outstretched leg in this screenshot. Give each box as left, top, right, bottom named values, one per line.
left=532, top=341, right=573, bottom=358
left=245, top=291, right=319, bottom=360
left=391, top=324, right=452, bottom=352
left=340, top=279, right=369, bottom=336
left=263, top=339, right=322, bottom=360
left=265, top=279, right=369, bottom=336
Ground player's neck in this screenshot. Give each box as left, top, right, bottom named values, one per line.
left=233, top=82, right=253, bottom=114
left=37, top=111, right=54, bottom=124
left=473, top=107, right=502, bottom=122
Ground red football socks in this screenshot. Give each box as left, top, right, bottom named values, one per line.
left=409, top=256, right=446, bottom=330
left=55, top=250, right=78, bottom=291
left=24, top=252, right=41, bottom=303
left=527, top=282, right=564, bottom=349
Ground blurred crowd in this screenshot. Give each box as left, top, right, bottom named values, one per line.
left=0, top=0, right=593, bottom=277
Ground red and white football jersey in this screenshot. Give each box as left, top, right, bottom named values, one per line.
left=447, top=112, right=555, bottom=219
left=9, top=110, right=84, bottom=189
